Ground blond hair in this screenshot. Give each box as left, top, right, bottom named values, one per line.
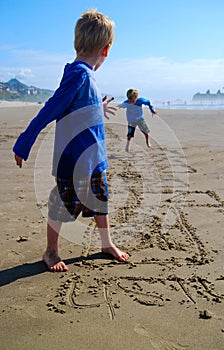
left=74, top=9, right=114, bottom=55
left=127, top=89, right=139, bottom=102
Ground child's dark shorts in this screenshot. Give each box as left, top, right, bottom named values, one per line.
left=127, top=119, right=150, bottom=138
left=48, top=171, right=108, bottom=222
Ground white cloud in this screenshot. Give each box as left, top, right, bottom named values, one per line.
left=0, top=46, right=73, bottom=89
left=16, top=68, right=34, bottom=80
left=96, top=57, right=224, bottom=101
left=1, top=46, right=224, bottom=101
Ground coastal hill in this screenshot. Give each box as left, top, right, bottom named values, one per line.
left=0, top=78, right=54, bottom=103
left=192, top=89, right=224, bottom=104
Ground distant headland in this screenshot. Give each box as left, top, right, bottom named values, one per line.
left=0, top=78, right=54, bottom=103
left=192, top=89, right=224, bottom=104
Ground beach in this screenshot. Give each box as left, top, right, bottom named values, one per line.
left=0, top=103, right=224, bottom=350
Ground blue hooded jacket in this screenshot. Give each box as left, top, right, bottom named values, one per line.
left=13, top=61, right=108, bottom=178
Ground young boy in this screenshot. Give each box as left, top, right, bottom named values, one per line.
left=13, top=9, right=129, bottom=272
left=119, top=88, right=157, bottom=152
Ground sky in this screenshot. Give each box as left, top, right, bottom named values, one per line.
left=0, top=0, right=224, bottom=102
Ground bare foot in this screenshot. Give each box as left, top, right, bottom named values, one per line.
left=125, top=142, right=130, bottom=152
left=102, top=245, right=129, bottom=262
left=145, top=134, right=152, bottom=148
left=42, top=250, right=68, bottom=272
left=146, top=140, right=152, bottom=148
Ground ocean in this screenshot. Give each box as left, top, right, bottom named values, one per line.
left=156, top=104, right=224, bottom=110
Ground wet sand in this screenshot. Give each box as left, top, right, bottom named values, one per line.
left=0, top=103, right=224, bottom=350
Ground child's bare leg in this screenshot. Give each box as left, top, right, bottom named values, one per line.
left=42, top=218, right=68, bottom=272
left=125, top=136, right=131, bottom=152
left=143, top=132, right=151, bottom=148
left=94, top=215, right=129, bottom=262
left=125, top=139, right=130, bottom=152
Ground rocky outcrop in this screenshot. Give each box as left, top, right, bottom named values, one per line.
left=193, top=89, right=224, bottom=104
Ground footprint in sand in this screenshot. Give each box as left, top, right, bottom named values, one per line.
left=134, top=324, right=188, bottom=349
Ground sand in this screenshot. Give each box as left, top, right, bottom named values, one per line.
left=0, top=103, right=224, bottom=350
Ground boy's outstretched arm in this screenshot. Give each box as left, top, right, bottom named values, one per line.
left=149, top=105, right=157, bottom=116
left=146, top=99, right=157, bottom=116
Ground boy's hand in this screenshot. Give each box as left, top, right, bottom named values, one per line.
left=102, top=96, right=116, bottom=119
left=14, top=154, right=23, bottom=168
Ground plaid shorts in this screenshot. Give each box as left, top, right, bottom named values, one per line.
left=127, top=118, right=150, bottom=138
left=48, top=171, right=108, bottom=222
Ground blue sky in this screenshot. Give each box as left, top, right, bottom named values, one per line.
left=0, top=0, right=224, bottom=101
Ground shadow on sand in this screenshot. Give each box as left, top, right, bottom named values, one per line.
left=0, top=252, right=114, bottom=287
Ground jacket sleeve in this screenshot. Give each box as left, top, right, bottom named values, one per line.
left=148, top=103, right=156, bottom=113
left=13, top=71, right=84, bottom=161
left=141, top=98, right=156, bottom=114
